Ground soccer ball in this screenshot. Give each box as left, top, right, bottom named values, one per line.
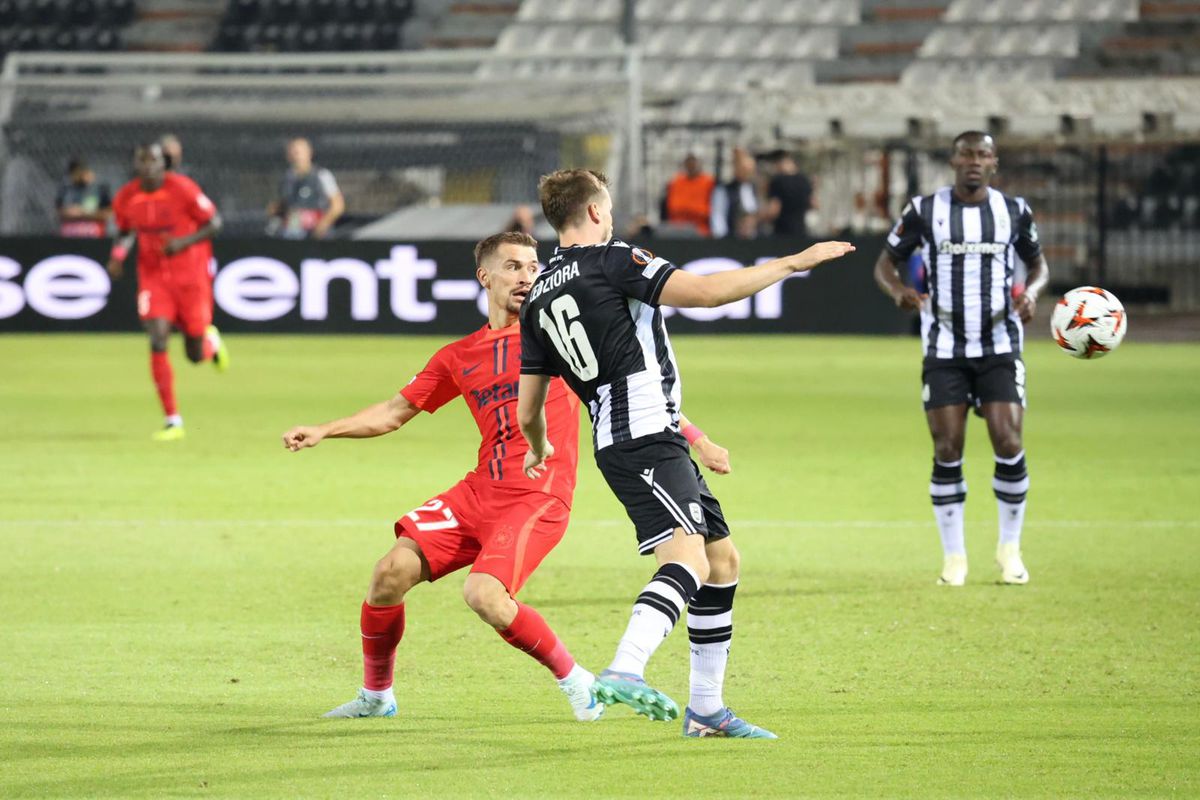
left=1049, top=286, right=1128, bottom=359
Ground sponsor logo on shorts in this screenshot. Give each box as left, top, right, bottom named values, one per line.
left=922, top=383, right=931, bottom=403
left=689, top=503, right=704, bottom=524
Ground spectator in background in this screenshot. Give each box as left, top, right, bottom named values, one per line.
left=765, top=150, right=814, bottom=238
left=710, top=147, right=760, bottom=239
left=506, top=204, right=536, bottom=235
left=268, top=137, right=344, bottom=239
left=663, top=153, right=716, bottom=236
left=160, top=133, right=187, bottom=175
left=56, top=157, right=112, bottom=238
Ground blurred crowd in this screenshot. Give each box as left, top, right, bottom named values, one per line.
left=650, top=147, right=815, bottom=241
left=57, top=134, right=344, bottom=240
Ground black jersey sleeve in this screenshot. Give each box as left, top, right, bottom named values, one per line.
left=884, top=198, right=925, bottom=262
left=519, top=302, right=559, bottom=376
left=599, top=242, right=679, bottom=307
left=1013, top=198, right=1043, bottom=262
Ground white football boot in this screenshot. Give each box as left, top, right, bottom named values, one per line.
left=937, top=554, right=968, bottom=586
left=997, top=543, right=1029, bottom=584
left=558, top=665, right=604, bottom=722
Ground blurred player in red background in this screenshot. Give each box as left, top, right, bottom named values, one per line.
left=107, top=142, right=227, bottom=441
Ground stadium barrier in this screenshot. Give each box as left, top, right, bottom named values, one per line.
left=0, top=236, right=909, bottom=335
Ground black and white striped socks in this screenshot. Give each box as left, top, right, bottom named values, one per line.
left=931, top=458, right=967, bottom=556
left=687, top=581, right=736, bottom=717
left=608, top=562, right=701, bottom=677
left=994, top=451, right=1029, bottom=545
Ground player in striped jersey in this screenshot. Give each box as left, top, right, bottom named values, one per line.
left=519, top=169, right=852, bottom=737
left=874, top=132, right=1050, bottom=586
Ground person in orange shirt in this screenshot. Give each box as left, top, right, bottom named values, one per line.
left=663, top=154, right=716, bottom=236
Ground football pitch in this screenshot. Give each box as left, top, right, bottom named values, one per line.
left=2, top=333, right=1197, bottom=799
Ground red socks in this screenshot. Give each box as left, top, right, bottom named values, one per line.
left=498, top=602, right=575, bottom=680
left=150, top=351, right=177, bottom=416
left=360, top=601, right=405, bottom=691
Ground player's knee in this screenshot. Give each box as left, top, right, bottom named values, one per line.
left=994, top=432, right=1023, bottom=459
left=368, top=552, right=418, bottom=605
left=706, top=541, right=739, bottom=584
left=184, top=343, right=204, bottom=364
left=933, top=440, right=963, bottom=463
left=462, top=576, right=511, bottom=626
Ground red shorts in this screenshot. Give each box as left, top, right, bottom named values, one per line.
left=137, top=271, right=213, bottom=338
left=394, top=475, right=569, bottom=595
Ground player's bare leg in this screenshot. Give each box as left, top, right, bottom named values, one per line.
left=595, top=529, right=708, bottom=721
left=681, top=538, right=777, bottom=739
left=145, top=318, right=184, bottom=441
left=982, top=402, right=1030, bottom=584
left=324, top=538, right=428, bottom=718
left=184, top=328, right=229, bottom=373
left=462, top=573, right=603, bottom=721
left=928, top=404, right=969, bottom=584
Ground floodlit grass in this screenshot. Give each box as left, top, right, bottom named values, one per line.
left=1, top=333, right=1197, bottom=798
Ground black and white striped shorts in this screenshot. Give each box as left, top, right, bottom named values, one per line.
left=594, top=431, right=732, bottom=555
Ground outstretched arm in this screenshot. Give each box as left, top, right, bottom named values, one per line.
left=517, top=373, right=554, bottom=478
left=658, top=241, right=854, bottom=309
left=680, top=414, right=730, bottom=475
left=282, top=392, right=420, bottom=451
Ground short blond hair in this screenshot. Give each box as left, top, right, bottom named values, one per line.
left=538, top=169, right=609, bottom=232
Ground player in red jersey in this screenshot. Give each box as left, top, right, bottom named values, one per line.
left=282, top=231, right=731, bottom=721
left=107, top=143, right=228, bottom=441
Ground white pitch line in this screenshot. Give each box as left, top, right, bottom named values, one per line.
left=0, top=519, right=1197, bottom=529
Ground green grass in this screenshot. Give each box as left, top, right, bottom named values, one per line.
left=1, top=333, right=1198, bottom=799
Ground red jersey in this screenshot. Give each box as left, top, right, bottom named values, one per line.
left=112, top=172, right=216, bottom=279
left=401, top=322, right=581, bottom=507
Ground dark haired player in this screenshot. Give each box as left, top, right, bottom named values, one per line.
left=873, top=132, right=1050, bottom=586
left=518, top=168, right=852, bottom=738
left=108, top=142, right=227, bottom=441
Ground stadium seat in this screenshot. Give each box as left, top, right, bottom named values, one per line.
left=259, top=23, right=284, bottom=49
left=309, top=0, right=337, bottom=23
left=260, top=0, right=294, bottom=25
left=52, top=27, right=77, bottom=49
left=227, top=0, right=261, bottom=24
left=64, top=0, right=97, bottom=26
left=381, top=0, right=411, bottom=22
left=298, top=25, right=320, bottom=49
left=240, top=24, right=261, bottom=50
left=375, top=21, right=399, bottom=48
left=318, top=21, right=340, bottom=49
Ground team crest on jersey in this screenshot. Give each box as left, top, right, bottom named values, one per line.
left=492, top=526, right=515, bottom=548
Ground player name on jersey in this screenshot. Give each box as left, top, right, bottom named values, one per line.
left=528, top=260, right=579, bottom=303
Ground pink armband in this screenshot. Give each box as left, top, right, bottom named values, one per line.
left=110, top=244, right=129, bottom=262
left=682, top=423, right=704, bottom=445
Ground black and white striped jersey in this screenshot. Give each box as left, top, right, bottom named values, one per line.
left=887, top=186, right=1042, bottom=360
left=520, top=239, right=682, bottom=450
